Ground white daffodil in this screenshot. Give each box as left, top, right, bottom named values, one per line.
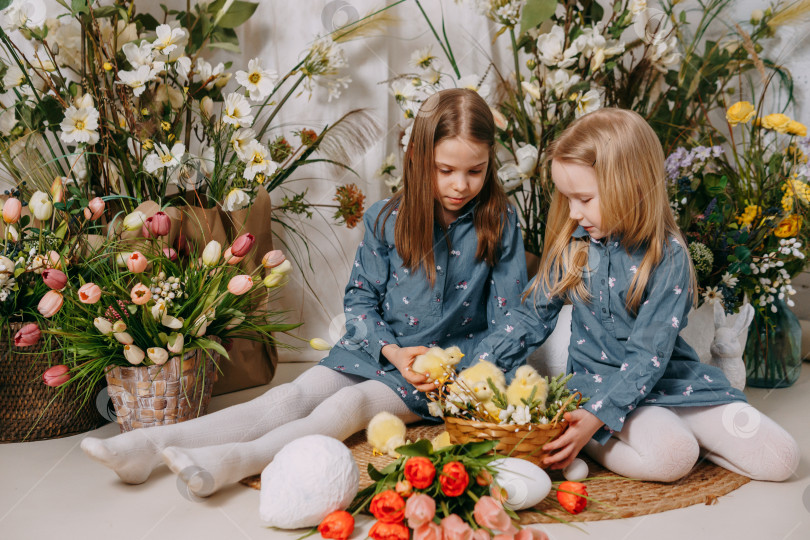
left=196, top=58, right=226, bottom=90
left=544, top=69, right=581, bottom=99
left=222, top=92, right=254, bottom=127
left=29, top=190, right=53, bottom=221
left=230, top=128, right=257, bottom=158
left=2, top=65, right=25, bottom=88
left=174, top=56, right=192, bottom=82
left=117, top=64, right=160, bottom=97
left=59, top=104, right=100, bottom=145
left=223, top=188, right=250, bottom=212
left=152, top=24, right=187, bottom=56
left=241, top=140, right=278, bottom=181
left=1, top=0, right=46, bottom=31
left=122, top=40, right=154, bottom=69
left=521, top=81, right=542, bottom=101
left=144, top=142, right=185, bottom=174
left=573, top=27, right=625, bottom=71
left=647, top=33, right=680, bottom=72
left=235, top=58, right=277, bottom=101
left=574, top=89, right=601, bottom=118
left=497, top=164, right=523, bottom=191
left=515, top=144, right=539, bottom=176
left=409, top=46, right=437, bottom=70
left=390, top=79, right=417, bottom=103
left=512, top=405, right=532, bottom=425
left=536, top=25, right=578, bottom=68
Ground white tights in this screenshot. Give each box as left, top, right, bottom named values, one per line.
left=81, top=366, right=419, bottom=496
left=584, top=403, right=800, bottom=482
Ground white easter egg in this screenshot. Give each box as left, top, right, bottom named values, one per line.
left=490, top=457, right=552, bottom=511
left=259, top=435, right=359, bottom=529
left=563, top=458, right=589, bottom=481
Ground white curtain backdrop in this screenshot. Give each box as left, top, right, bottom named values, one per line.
left=21, top=1, right=810, bottom=365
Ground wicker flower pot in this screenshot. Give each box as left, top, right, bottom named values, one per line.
left=0, top=322, right=106, bottom=442
left=105, top=349, right=216, bottom=432
left=444, top=416, right=568, bottom=467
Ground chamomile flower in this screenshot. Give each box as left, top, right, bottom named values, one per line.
left=144, top=143, right=185, bottom=174
left=222, top=92, right=254, bottom=127
left=152, top=24, right=187, bottom=56
left=241, top=140, right=279, bottom=181
left=60, top=105, right=100, bottom=145
left=235, top=58, right=278, bottom=101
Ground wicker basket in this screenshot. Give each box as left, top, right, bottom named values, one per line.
left=444, top=416, right=568, bottom=467
left=0, top=322, right=106, bottom=442
left=105, top=349, right=217, bottom=432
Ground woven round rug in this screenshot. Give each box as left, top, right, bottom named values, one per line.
left=240, top=423, right=750, bottom=523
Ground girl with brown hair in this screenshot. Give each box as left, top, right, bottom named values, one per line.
left=81, top=88, right=528, bottom=497
left=474, top=108, right=799, bottom=483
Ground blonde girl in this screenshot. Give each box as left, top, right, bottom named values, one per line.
left=474, top=108, right=799, bottom=482
left=81, top=88, right=528, bottom=497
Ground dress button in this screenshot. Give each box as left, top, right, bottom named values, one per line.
left=602, top=308, right=607, bottom=313
left=601, top=279, right=605, bottom=284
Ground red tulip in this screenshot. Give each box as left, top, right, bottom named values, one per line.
left=14, top=323, right=41, bottom=347
left=230, top=233, right=255, bottom=257
left=149, top=211, right=171, bottom=237
left=83, top=197, right=105, bottom=220
left=42, top=268, right=68, bottom=290
left=43, top=364, right=70, bottom=387
left=38, top=290, right=64, bottom=317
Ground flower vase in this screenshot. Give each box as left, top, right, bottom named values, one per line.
left=105, top=349, right=217, bottom=432
left=743, top=300, right=802, bottom=388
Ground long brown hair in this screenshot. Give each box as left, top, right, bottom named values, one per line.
left=528, top=108, right=697, bottom=313
left=377, top=88, right=509, bottom=286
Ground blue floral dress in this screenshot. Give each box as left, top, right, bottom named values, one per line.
left=319, top=198, right=528, bottom=419
left=473, top=226, right=747, bottom=444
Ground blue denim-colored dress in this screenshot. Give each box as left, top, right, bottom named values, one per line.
left=473, top=226, right=747, bottom=444
left=319, top=198, right=528, bottom=419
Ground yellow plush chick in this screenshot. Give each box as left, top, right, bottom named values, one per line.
left=431, top=430, right=452, bottom=451
left=506, top=365, right=549, bottom=408
left=412, top=346, right=464, bottom=382
left=367, top=411, right=407, bottom=458
left=457, top=359, right=507, bottom=396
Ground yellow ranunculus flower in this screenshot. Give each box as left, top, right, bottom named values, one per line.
left=774, top=214, right=802, bottom=238
left=786, top=120, right=807, bottom=137
left=726, top=101, right=756, bottom=126
left=761, top=113, right=792, bottom=133
left=736, top=204, right=761, bottom=227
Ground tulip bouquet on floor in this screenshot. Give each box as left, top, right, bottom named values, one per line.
left=334, top=438, right=550, bottom=540
left=24, top=210, right=299, bottom=403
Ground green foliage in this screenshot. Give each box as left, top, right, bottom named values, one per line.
left=519, top=0, right=555, bottom=35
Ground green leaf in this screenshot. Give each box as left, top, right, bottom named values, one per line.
left=703, top=173, right=728, bottom=196
left=208, top=41, right=241, bottom=53
left=71, top=0, right=89, bottom=15
left=394, top=439, right=433, bottom=457
left=93, top=5, right=118, bottom=18
left=134, top=13, right=160, bottom=32
left=520, top=0, right=556, bottom=35
left=195, top=337, right=228, bottom=357
left=214, top=0, right=258, bottom=29
left=367, top=463, right=385, bottom=482
left=0, top=0, right=12, bottom=11
left=462, top=439, right=499, bottom=458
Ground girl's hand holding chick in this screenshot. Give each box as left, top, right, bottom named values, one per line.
left=382, top=344, right=437, bottom=392
left=542, top=409, right=604, bottom=470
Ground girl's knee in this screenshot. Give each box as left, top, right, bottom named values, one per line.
left=650, top=431, right=700, bottom=482
left=750, top=432, right=800, bottom=482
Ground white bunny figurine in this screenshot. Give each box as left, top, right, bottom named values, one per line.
left=707, top=302, right=755, bottom=391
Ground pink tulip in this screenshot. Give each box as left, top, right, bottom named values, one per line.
left=42, top=268, right=68, bottom=290
left=130, top=283, right=152, bottom=305
left=493, top=534, right=515, bottom=540
left=83, top=197, right=105, bottom=220
left=474, top=497, right=516, bottom=535
left=472, top=529, right=492, bottom=540
left=51, top=177, right=64, bottom=203
left=262, top=250, right=286, bottom=269
left=14, top=323, right=41, bottom=347
left=38, top=290, right=64, bottom=317
left=227, top=275, right=253, bottom=295
left=163, top=247, right=178, bottom=261
left=43, top=364, right=70, bottom=387
left=141, top=216, right=154, bottom=239
left=48, top=251, right=63, bottom=269
left=2, top=197, right=21, bottom=224
left=414, top=523, right=443, bottom=540
left=126, top=252, right=148, bottom=273
left=149, top=211, right=171, bottom=237
left=223, top=247, right=244, bottom=265
left=230, top=233, right=255, bottom=257
left=405, top=494, right=436, bottom=529
left=78, top=283, right=102, bottom=304
left=514, top=528, right=549, bottom=540
left=441, top=514, right=474, bottom=540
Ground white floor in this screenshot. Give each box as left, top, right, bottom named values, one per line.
left=1, top=361, right=808, bottom=540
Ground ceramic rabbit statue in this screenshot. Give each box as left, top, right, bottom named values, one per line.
left=707, top=302, right=755, bottom=391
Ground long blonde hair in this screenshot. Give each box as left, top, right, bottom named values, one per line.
left=528, top=108, right=697, bottom=313
left=376, top=88, right=508, bottom=286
